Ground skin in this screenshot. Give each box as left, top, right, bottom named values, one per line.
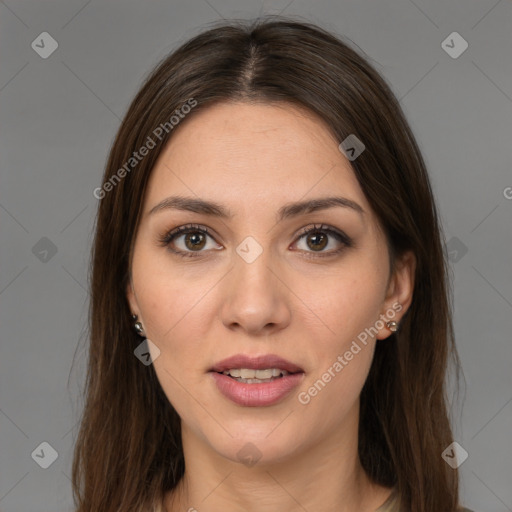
left=126, top=101, right=415, bottom=512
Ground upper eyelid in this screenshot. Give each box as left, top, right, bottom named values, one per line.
left=296, top=223, right=343, bottom=237
left=162, top=223, right=349, bottom=248
left=162, top=223, right=215, bottom=241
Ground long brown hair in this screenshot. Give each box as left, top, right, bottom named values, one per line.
left=71, top=16, right=461, bottom=512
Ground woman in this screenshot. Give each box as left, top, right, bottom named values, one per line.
left=72, top=17, right=473, bottom=512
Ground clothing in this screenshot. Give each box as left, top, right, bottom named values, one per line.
left=374, top=488, right=475, bottom=512
left=375, top=488, right=400, bottom=512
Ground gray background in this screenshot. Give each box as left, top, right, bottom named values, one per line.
left=1, top=0, right=511, bottom=511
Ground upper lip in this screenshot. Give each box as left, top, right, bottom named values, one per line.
left=210, top=354, right=304, bottom=374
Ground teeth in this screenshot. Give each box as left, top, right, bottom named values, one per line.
left=221, top=368, right=290, bottom=379
left=255, top=369, right=272, bottom=379
left=236, top=378, right=273, bottom=384
left=241, top=368, right=254, bottom=379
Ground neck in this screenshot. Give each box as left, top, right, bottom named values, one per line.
left=164, top=412, right=392, bottom=512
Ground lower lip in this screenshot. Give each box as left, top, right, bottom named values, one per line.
left=210, top=372, right=304, bottom=407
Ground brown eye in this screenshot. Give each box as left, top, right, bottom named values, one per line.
left=159, top=224, right=223, bottom=258
left=305, top=232, right=328, bottom=251
left=293, top=224, right=353, bottom=256
left=184, top=232, right=207, bottom=251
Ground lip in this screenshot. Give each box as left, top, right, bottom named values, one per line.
left=210, top=372, right=304, bottom=407
left=209, top=353, right=304, bottom=374
left=209, top=354, right=305, bottom=407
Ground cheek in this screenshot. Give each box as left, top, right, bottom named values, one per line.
left=132, top=263, right=215, bottom=419
left=131, top=241, right=216, bottom=340
left=297, top=261, right=386, bottom=346
left=296, top=344, right=374, bottom=441
left=292, top=259, right=386, bottom=417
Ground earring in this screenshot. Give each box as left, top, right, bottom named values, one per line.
left=386, top=321, right=398, bottom=332
left=132, top=314, right=145, bottom=336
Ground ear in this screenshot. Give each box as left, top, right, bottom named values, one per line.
left=376, top=250, right=416, bottom=340
left=126, top=273, right=138, bottom=317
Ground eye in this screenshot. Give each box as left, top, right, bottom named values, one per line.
left=159, top=223, right=352, bottom=259
left=158, top=224, right=222, bottom=258
left=292, top=223, right=352, bottom=256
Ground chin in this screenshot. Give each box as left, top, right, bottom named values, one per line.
left=225, top=443, right=297, bottom=469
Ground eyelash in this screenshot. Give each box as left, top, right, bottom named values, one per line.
left=157, top=223, right=353, bottom=259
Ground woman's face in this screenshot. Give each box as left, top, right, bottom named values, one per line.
left=127, top=101, right=414, bottom=466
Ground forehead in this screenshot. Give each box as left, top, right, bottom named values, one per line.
left=144, top=101, right=369, bottom=214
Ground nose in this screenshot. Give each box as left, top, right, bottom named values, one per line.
left=219, top=249, right=292, bottom=337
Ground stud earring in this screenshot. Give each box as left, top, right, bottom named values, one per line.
left=386, top=321, right=398, bottom=332
left=132, top=314, right=145, bottom=336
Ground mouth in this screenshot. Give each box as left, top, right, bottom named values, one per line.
left=209, top=354, right=305, bottom=407
left=209, top=353, right=304, bottom=378
left=215, top=368, right=295, bottom=384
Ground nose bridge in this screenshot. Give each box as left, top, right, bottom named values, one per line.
left=220, top=236, right=291, bottom=334
left=231, top=237, right=278, bottom=303
left=236, top=244, right=273, bottom=288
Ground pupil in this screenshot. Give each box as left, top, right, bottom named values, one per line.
left=185, top=232, right=205, bottom=250
left=308, top=232, right=327, bottom=251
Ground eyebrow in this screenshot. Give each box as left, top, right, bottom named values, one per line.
left=148, top=195, right=364, bottom=221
